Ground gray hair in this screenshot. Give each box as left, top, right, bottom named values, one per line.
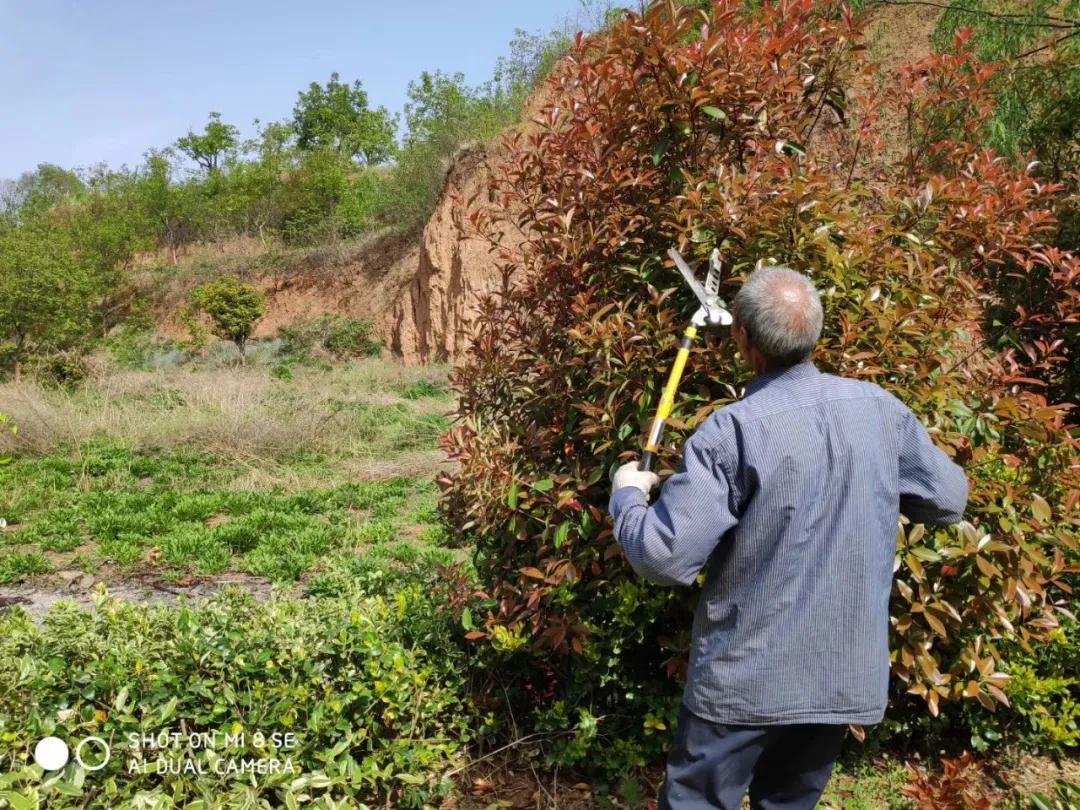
left=733, top=266, right=823, bottom=366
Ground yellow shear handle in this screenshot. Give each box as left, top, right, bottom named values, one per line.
left=641, top=324, right=698, bottom=472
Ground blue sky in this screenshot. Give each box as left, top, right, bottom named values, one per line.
left=0, top=0, right=594, bottom=179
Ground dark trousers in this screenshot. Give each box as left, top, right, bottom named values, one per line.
left=659, top=705, right=846, bottom=810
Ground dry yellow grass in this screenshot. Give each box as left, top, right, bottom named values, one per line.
left=0, top=358, right=453, bottom=476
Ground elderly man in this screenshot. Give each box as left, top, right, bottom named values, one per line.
left=610, top=266, right=968, bottom=810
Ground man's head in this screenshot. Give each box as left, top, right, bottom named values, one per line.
left=732, top=266, right=823, bottom=374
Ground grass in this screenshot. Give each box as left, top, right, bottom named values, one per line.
left=0, top=441, right=452, bottom=583
left=823, top=758, right=912, bottom=809
left=0, top=551, right=52, bottom=585
left=0, top=352, right=458, bottom=586
left=0, top=355, right=451, bottom=465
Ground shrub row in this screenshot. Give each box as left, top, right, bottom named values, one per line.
left=0, top=577, right=471, bottom=809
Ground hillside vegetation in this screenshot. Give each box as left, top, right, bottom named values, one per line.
left=0, top=22, right=577, bottom=382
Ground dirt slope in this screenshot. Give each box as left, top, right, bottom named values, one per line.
left=151, top=147, right=507, bottom=366
left=386, top=145, right=511, bottom=364
left=152, top=233, right=422, bottom=349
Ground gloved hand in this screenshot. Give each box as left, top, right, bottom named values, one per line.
left=612, top=460, right=660, bottom=496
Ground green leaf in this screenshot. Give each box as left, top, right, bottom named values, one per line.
left=554, top=523, right=570, bottom=549
left=506, top=481, right=519, bottom=509
left=910, top=547, right=941, bottom=563
left=461, top=607, right=475, bottom=631
left=652, top=134, right=670, bottom=166
left=0, top=791, right=34, bottom=810
left=701, top=106, right=726, bottom=120
left=52, top=780, right=83, bottom=798
left=532, top=479, right=554, bottom=493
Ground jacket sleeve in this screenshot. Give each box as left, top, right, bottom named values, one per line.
left=609, top=433, right=739, bottom=586
left=897, top=405, right=969, bottom=526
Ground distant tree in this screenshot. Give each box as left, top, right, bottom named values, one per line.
left=0, top=219, right=92, bottom=381
left=224, top=120, right=296, bottom=241
left=137, top=152, right=200, bottom=264
left=403, top=71, right=485, bottom=151
left=292, top=73, right=397, bottom=164
left=177, top=112, right=240, bottom=174
left=279, top=147, right=356, bottom=243
left=489, top=26, right=573, bottom=107
left=191, top=276, right=265, bottom=361
left=65, top=167, right=154, bottom=333
left=1, top=164, right=84, bottom=218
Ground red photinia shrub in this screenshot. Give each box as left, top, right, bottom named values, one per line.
left=441, top=0, right=1079, bottom=745
left=902, top=752, right=998, bottom=810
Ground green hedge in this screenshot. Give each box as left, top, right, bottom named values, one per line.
left=0, top=582, right=471, bottom=809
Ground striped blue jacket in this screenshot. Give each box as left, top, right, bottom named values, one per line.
left=610, top=361, right=968, bottom=725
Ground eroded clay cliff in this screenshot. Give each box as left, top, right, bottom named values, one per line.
left=150, top=143, right=506, bottom=367
left=385, top=145, right=509, bottom=365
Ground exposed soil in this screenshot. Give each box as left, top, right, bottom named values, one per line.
left=386, top=145, right=514, bottom=365
left=150, top=231, right=422, bottom=352
left=863, top=1, right=941, bottom=76
left=1002, top=753, right=1080, bottom=799
left=0, top=568, right=280, bottom=625
left=445, top=752, right=1080, bottom=809
left=447, top=752, right=658, bottom=810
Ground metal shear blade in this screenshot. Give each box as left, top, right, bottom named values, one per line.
left=667, top=248, right=733, bottom=326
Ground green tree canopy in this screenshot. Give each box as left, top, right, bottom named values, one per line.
left=64, top=167, right=154, bottom=332
left=0, top=218, right=93, bottom=380
left=1, top=164, right=84, bottom=219
left=176, top=112, right=240, bottom=174
left=292, top=73, right=397, bottom=164
left=136, top=151, right=202, bottom=264
left=191, top=276, right=265, bottom=360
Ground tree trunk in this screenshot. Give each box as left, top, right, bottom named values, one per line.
left=12, top=358, right=20, bottom=384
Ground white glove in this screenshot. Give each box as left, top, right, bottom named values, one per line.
left=612, top=460, right=660, bottom=496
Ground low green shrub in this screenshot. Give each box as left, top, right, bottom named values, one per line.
left=189, top=277, right=265, bottom=362
left=26, top=351, right=90, bottom=388
left=0, top=551, right=51, bottom=585
left=323, top=318, right=380, bottom=359
left=306, top=552, right=463, bottom=601
left=965, top=619, right=1080, bottom=753
left=0, top=411, right=13, bottom=466
left=278, top=315, right=381, bottom=362
left=354, top=519, right=396, bottom=545
left=0, top=584, right=472, bottom=808
left=102, top=328, right=184, bottom=371
left=400, top=378, right=447, bottom=400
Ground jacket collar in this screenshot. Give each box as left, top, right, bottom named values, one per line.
left=744, top=360, right=820, bottom=397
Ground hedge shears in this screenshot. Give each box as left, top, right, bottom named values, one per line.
left=640, top=248, right=733, bottom=472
